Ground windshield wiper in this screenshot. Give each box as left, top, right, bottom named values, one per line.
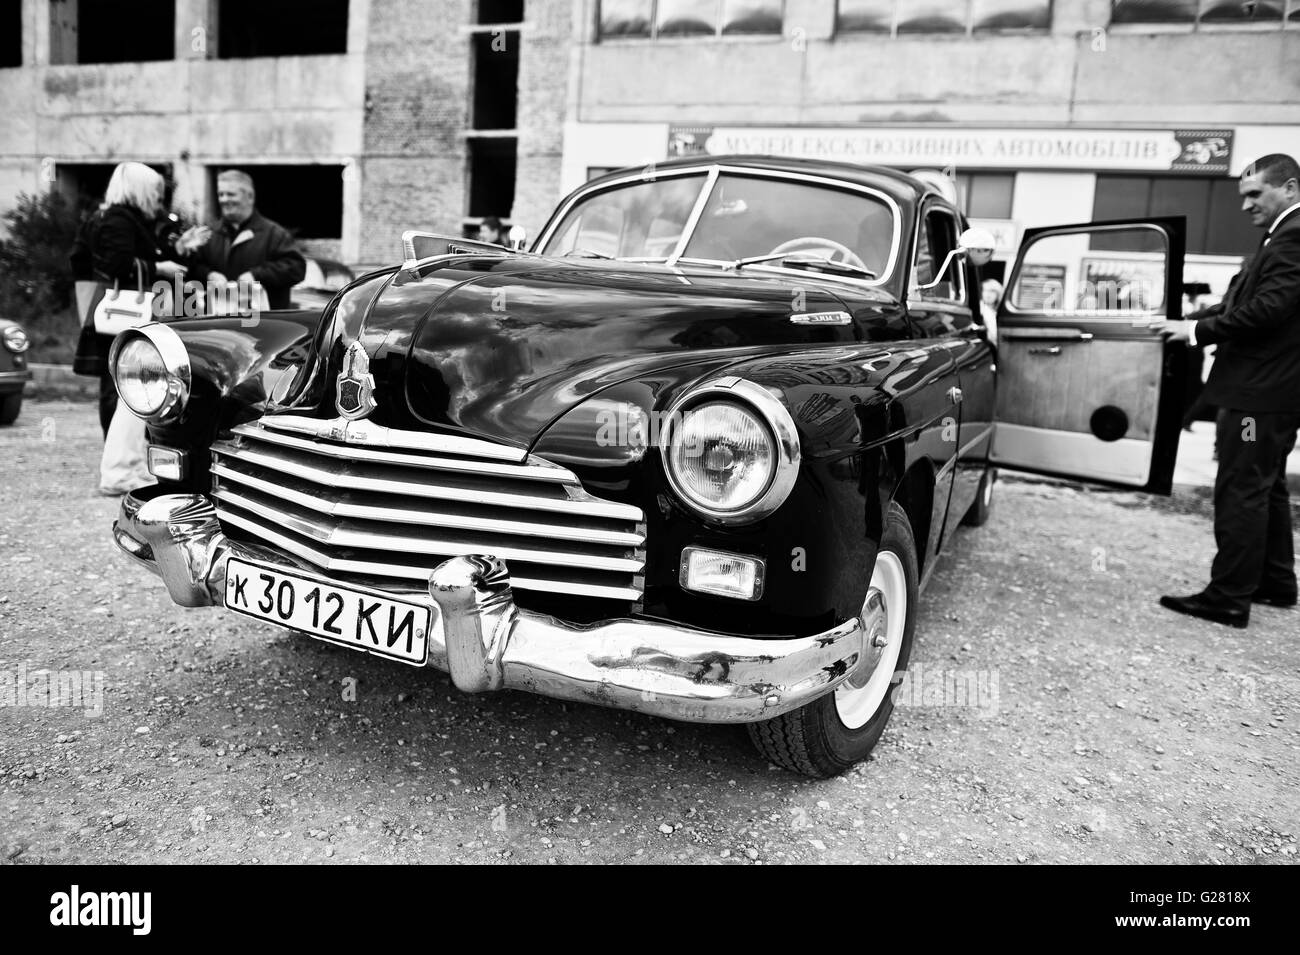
left=781, top=256, right=877, bottom=280
left=729, top=252, right=790, bottom=269
left=727, top=252, right=877, bottom=279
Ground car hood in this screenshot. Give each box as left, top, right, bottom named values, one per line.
left=338, top=256, right=898, bottom=450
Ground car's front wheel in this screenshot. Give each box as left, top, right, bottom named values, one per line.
left=0, top=392, right=22, bottom=426
left=747, top=501, right=918, bottom=777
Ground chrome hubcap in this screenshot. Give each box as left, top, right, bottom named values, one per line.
left=835, top=551, right=907, bottom=730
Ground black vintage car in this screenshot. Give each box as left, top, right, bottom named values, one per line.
left=109, top=157, right=1186, bottom=777
left=0, top=317, right=31, bottom=425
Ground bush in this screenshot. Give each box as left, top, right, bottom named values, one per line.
left=0, top=190, right=89, bottom=363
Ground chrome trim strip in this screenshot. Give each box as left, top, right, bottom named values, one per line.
left=215, top=508, right=643, bottom=601
left=211, top=442, right=644, bottom=521
left=213, top=488, right=645, bottom=574
left=258, top=414, right=528, bottom=462
left=0, top=369, right=32, bottom=384
left=230, top=423, right=574, bottom=483
left=790, top=311, right=852, bottom=326
left=667, top=165, right=720, bottom=266
left=957, top=426, right=993, bottom=459
left=211, top=461, right=644, bottom=546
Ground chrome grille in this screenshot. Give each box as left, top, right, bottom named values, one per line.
left=209, top=415, right=646, bottom=601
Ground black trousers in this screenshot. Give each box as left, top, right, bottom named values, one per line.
left=98, top=371, right=117, bottom=437
left=1206, top=409, right=1300, bottom=610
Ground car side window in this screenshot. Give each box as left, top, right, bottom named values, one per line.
left=913, top=206, right=965, bottom=305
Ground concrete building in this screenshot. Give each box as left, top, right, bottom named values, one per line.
left=0, top=0, right=565, bottom=265
left=560, top=0, right=1300, bottom=292
left=1, top=0, right=1297, bottom=288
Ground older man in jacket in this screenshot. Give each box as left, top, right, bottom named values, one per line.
left=183, top=170, right=306, bottom=310
left=1155, top=153, right=1300, bottom=628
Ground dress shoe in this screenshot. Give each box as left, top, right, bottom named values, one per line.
left=1251, top=588, right=1297, bottom=608
left=1159, top=592, right=1249, bottom=629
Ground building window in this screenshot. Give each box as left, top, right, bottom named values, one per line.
left=50, top=0, right=175, bottom=64
left=1091, top=174, right=1257, bottom=257
left=210, top=165, right=344, bottom=240
left=478, top=0, right=524, bottom=21
left=57, top=162, right=173, bottom=211
left=2, top=0, right=21, bottom=68
left=217, top=0, right=349, bottom=58
left=1110, top=0, right=1289, bottom=26
left=955, top=172, right=1015, bottom=219
left=598, top=0, right=783, bottom=38
left=838, top=0, right=1052, bottom=33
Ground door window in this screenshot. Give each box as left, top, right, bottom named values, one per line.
left=1007, top=225, right=1168, bottom=317
left=913, top=206, right=966, bottom=304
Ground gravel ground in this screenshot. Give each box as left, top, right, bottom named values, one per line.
left=1, top=401, right=1296, bottom=865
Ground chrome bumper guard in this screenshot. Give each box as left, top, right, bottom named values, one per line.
left=114, top=492, right=880, bottom=724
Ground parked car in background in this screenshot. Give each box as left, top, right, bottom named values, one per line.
left=106, top=156, right=1188, bottom=776
left=0, top=317, right=31, bottom=425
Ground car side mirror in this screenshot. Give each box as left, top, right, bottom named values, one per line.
left=508, top=225, right=528, bottom=251
left=915, top=227, right=996, bottom=292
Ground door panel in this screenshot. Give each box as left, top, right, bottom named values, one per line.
left=992, top=217, right=1187, bottom=494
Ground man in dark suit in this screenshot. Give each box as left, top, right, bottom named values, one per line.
left=181, top=170, right=306, bottom=310
left=1155, top=153, right=1300, bottom=628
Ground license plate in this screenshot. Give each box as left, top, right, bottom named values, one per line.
left=224, top=559, right=432, bottom=666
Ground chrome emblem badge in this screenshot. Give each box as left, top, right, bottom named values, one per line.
left=336, top=341, right=377, bottom=420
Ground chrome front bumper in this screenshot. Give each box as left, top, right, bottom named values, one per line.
left=0, top=368, right=31, bottom=390
left=114, top=491, right=883, bottom=724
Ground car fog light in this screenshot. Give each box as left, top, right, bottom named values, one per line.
left=147, top=446, right=188, bottom=482
left=3, top=326, right=29, bottom=353
left=679, top=546, right=765, bottom=601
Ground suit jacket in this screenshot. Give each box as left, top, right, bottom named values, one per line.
left=1194, top=206, right=1300, bottom=414
left=184, top=211, right=306, bottom=310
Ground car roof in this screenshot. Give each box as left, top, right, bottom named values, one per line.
left=583, top=154, right=937, bottom=206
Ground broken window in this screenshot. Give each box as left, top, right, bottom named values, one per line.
left=51, top=0, right=175, bottom=64
left=838, top=0, right=1054, bottom=32
left=467, top=139, right=517, bottom=220
left=2, top=0, right=21, bottom=68
left=207, top=165, right=344, bottom=239
left=598, top=0, right=782, bottom=37
left=1111, top=0, right=1286, bottom=24
left=478, top=0, right=524, bottom=22
left=471, top=30, right=519, bottom=130
left=217, top=0, right=349, bottom=58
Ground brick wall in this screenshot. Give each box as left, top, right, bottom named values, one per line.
left=512, top=0, right=573, bottom=236
left=359, top=0, right=473, bottom=263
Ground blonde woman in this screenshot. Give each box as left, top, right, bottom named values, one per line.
left=91, top=162, right=165, bottom=496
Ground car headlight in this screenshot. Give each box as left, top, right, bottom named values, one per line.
left=109, top=325, right=191, bottom=423
left=2, top=326, right=28, bottom=353
left=663, top=377, right=800, bottom=524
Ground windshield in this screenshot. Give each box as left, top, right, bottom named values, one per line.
left=540, top=170, right=897, bottom=281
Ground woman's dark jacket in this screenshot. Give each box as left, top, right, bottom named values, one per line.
left=73, top=203, right=160, bottom=375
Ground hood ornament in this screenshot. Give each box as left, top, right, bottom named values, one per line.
left=336, top=341, right=377, bottom=420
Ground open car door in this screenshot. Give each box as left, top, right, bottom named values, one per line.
left=992, top=217, right=1188, bottom=494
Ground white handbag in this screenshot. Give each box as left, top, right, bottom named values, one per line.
left=93, top=258, right=154, bottom=335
